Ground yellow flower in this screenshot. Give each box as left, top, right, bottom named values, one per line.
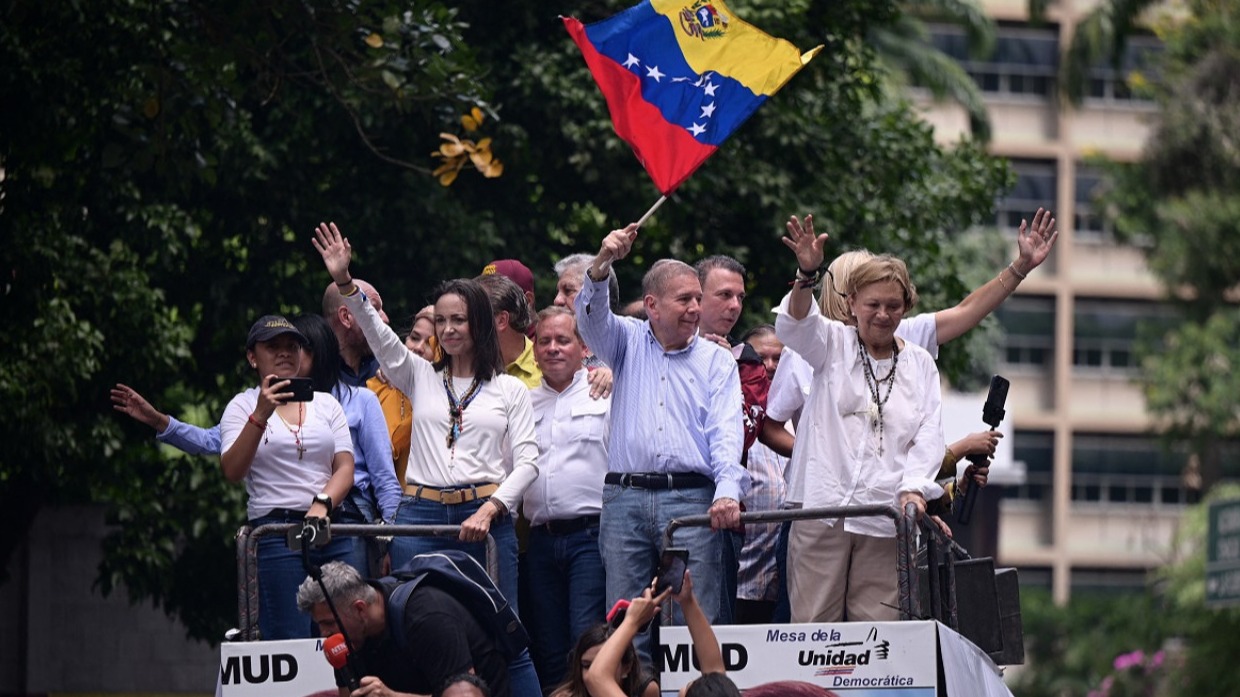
left=364, top=33, right=384, bottom=48
left=461, top=107, right=485, bottom=132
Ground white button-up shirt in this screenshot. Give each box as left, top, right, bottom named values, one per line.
left=774, top=293, right=944, bottom=537
left=523, top=369, right=611, bottom=525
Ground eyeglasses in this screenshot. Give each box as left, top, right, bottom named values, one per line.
left=824, top=268, right=848, bottom=299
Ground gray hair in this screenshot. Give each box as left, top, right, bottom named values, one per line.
left=556, top=253, right=620, bottom=310
left=474, top=273, right=534, bottom=332
left=295, top=561, right=378, bottom=613
left=641, top=259, right=697, bottom=298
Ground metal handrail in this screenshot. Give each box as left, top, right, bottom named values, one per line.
left=661, top=503, right=967, bottom=626
left=235, top=523, right=497, bottom=640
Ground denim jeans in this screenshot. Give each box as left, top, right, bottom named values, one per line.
left=770, top=518, right=793, bottom=623
left=388, top=495, right=520, bottom=617
left=508, top=648, right=542, bottom=697
left=599, top=483, right=722, bottom=660
left=521, top=524, right=607, bottom=691
left=718, top=528, right=743, bottom=624
left=250, top=510, right=363, bottom=640
left=339, top=487, right=387, bottom=576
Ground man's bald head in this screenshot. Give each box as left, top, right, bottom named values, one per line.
left=322, top=279, right=387, bottom=360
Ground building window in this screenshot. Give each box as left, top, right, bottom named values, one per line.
left=1085, top=36, right=1161, bottom=105
left=996, top=159, right=1057, bottom=233
left=996, top=295, right=1055, bottom=371
left=1073, top=299, right=1180, bottom=376
left=1070, top=433, right=1196, bottom=506
left=1074, top=164, right=1112, bottom=242
left=1006, top=430, right=1053, bottom=501
left=928, top=23, right=1059, bottom=100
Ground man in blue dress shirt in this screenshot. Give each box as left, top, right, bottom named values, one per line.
left=574, top=223, right=748, bottom=649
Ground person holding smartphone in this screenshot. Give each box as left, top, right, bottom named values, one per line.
left=219, top=314, right=358, bottom=640
left=585, top=571, right=735, bottom=697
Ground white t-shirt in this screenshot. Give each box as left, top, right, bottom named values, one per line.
left=343, top=291, right=539, bottom=512
left=774, top=297, right=944, bottom=535
left=221, top=389, right=353, bottom=520
left=768, top=312, right=939, bottom=505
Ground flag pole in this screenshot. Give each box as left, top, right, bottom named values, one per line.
left=635, top=195, right=668, bottom=228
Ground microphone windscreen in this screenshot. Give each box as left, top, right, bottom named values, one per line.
left=323, top=633, right=350, bottom=669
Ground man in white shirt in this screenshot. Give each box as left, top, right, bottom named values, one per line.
left=521, top=306, right=611, bottom=692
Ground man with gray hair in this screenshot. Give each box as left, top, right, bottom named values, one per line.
left=574, top=223, right=747, bottom=650
left=553, top=252, right=619, bottom=312
left=297, top=560, right=539, bottom=697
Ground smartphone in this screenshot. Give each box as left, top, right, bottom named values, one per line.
left=606, top=598, right=631, bottom=628
left=269, top=376, right=315, bottom=402
left=654, top=548, right=689, bottom=595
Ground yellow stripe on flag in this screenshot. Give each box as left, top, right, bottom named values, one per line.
left=651, top=0, right=821, bottom=96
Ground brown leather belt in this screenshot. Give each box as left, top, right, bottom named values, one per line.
left=409, top=483, right=499, bottom=505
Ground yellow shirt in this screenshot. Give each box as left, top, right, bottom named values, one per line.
left=506, top=337, right=542, bottom=389
left=366, top=372, right=413, bottom=489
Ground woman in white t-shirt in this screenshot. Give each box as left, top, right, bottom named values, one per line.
left=219, top=315, right=357, bottom=640
left=313, top=223, right=538, bottom=613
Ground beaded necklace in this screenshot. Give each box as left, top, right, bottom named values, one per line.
left=275, top=402, right=306, bottom=460
left=856, top=328, right=900, bottom=457
left=443, top=370, right=483, bottom=450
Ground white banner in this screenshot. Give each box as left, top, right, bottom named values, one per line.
left=657, top=621, right=937, bottom=694
left=218, top=639, right=337, bottom=697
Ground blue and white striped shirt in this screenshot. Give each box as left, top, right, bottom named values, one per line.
left=576, top=274, right=749, bottom=502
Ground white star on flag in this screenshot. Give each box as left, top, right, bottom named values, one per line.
left=646, top=65, right=665, bottom=82
left=703, top=82, right=718, bottom=97
left=689, top=123, right=706, bottom=136
left=623, top=53, right=640, bottom=68
left=700, top=102, right=716, bottom=118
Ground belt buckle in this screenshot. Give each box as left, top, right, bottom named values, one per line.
left=441, top=489, right=466, bottom=505
left=663, top=473, right=674, bottom=489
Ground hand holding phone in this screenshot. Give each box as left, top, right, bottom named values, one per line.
left=268, top=375, right=315, bottom=402
left=654, top=548, right=689, bottom=596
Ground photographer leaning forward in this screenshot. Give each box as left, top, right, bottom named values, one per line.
left=219, top=315, right=360, bottom=640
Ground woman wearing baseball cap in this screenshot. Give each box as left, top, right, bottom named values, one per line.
left=219, top=314, right=359, bottom=639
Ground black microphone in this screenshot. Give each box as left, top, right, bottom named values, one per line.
left=956, top=375, right=1009, bottom=525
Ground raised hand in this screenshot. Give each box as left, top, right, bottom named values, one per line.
left=256, top=375, right=292, bottom=421
left=782, top=214, right=829, bottom=272
left=1014, top=208, right=1059, bottom=275
left=110, top=383, right=170, bottom=432
left=598, top=223, right=639, bottom=267
left=311, top=222, right=353, bottom=285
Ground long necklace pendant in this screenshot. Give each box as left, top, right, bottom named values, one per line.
left=297, top=443, right=306, bottom=460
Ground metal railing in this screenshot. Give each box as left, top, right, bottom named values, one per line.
left=661, top=503, right=970, bottom=628
left=235, top=523, right=497, bottom=641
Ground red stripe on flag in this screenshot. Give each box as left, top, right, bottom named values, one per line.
left=564, top=16, right=717, bottom=196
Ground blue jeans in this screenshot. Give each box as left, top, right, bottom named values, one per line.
left=508, top=648, right=542, bottom=697
left=522, top=524, right=607, bottom=691
left=339, top=487, right=386, bottom=576
left=718, top=529, right=743, bottom=624
left=251, top=510, right=363, bottom=640
left=771, top=519, right=792, bottom=623
left=599, top=483, right=722, bottom=659
left=388, top=495, right=520, bottom=617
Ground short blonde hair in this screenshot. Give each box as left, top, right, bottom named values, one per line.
left=848, top=255, right=919, bottom=311
left=819, top=250, right=875, bottom=323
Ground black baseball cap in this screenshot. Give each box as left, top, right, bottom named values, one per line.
left=246, top=315, right=307, bottom=350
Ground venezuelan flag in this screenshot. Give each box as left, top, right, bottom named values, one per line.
left=565, top=0, right=821, bottom=196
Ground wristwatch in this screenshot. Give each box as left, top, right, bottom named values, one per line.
left=312, top=493, right=334, bottom=514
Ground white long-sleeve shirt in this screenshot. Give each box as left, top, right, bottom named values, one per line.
left=342, top=290, right=539, bottom=512
left=774, top=294, right=943, bottom=537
